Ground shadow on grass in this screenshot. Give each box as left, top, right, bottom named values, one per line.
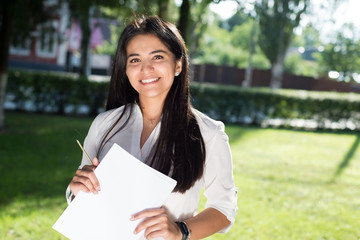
left=0, top=113, right=247, bottom=207
left=0, top=111, right=92, bottom=207
left=332, top=134, right=360, bottom=179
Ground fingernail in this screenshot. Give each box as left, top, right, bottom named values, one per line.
left=96, top=187, right=101, bottom=191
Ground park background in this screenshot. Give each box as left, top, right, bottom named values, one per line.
left=0, top=0, right=360, bottom=239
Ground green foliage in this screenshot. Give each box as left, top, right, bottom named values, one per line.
left=193, top=17, right=269, bottom=69
left=4, top=0, right=55, bottom=46
left=193, top=26, right=249, bottom=68
left=284, top=52, right=319, bottom=77
left=6, top=70, right=108, bottom=116
left=317, top=24, right=360, bottom=83
left=193, top=3, right=325, bottom=78
left=277, top=23, right=321, bottom=77
left=6, top=70, right=360, bottom=131
left=68, top=0, right=155, bottom=76
left=190, top=83, right=360, bottom=131
left=95, top=24, right=121, bottom=55
left=1, top=112, right=359, bottom=239
left=230, top=22, right=255, bottom=49
left=255, top=0, right=307, bottom=64
left=223, top=11, right=250, bottom=31
left=95, top=0, right=179, bottom=56
left=301, top=23, right=322, bottom=47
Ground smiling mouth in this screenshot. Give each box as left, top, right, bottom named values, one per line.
left=141, top=77, right=160, bottom=84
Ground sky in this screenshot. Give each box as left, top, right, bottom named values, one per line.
left=210, top=0, right=359, bottom=24
left=209, top=0, right=360, bottom=40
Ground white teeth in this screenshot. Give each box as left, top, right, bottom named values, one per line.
left=141, top=78, right=159, bottom=83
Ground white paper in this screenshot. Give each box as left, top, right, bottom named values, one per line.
left=53, top=143, right=177, bottom=240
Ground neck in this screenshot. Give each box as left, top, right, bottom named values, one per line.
left=138, top=97, right=164, bottom=125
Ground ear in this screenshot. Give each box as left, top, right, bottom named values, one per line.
left=175, top=58, right=182, bottom=76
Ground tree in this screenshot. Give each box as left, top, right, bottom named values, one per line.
left=188, top=0, right=215, bottom=59
left=193, top=15, right=269, bottom=70
left=318, top=24, right=360, bottom=82
left=177, top=0, right=221, bottom=45
left=255, top=0, right=307, bottom=88
left=124, top=0, right=172, bottom=19
left=0, top=0, right=53, bottom=129
left=242, top=19, right=257, bottom=87
left=157, top=0, right=170, bottom=19
left=177, top=0, right=190, bottom=42
left=96, top=0, right=175, bottom=57
left=68, top=0, right=95, bottom=77
left=230, top=5, right=259, bottom=87
left=68, top=0, right=156, bottom=77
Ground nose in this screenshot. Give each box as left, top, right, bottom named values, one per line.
left=141, top=59, right=154, bottom=73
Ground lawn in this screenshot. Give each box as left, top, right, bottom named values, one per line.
left=0, top=111, right=359, bottom=240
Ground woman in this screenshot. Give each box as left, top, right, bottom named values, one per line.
left=67, top=16, right=237, bottom=240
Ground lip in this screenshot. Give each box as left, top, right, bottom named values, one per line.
left=140, top=77, right=160, bottom=84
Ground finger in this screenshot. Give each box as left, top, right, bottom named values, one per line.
left=134, top=213, right=168, bottom=234
left=69, top=181, right=91, bottom=196
left=75, top=169, right=101, bottom=192
left=143, top=216, right=180, bottom=240
left=143, top=215, right=169, bottom=236
left=145, top=226, right=164, bottom=240
left=81, top=164, right=96, bottom=172
left=145, top=228, right=170, bottom=240
left=72, top=175, right=98, bottom=194
left=93, top=157, right=99, bottom=166
left=131, top=208, right=166, bottom=221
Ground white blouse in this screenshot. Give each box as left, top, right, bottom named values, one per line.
left=66, top=104, right=237, bottom=238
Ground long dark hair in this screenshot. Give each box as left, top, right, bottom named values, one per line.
left=97, top=16, right=205, bottom=193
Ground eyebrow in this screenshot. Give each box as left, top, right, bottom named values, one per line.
left=127, top=49, right=169, bottom=59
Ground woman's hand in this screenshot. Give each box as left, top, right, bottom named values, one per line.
left=132, top=207, right=182, bottom=240
left=69, top=157, right=100, bottom=196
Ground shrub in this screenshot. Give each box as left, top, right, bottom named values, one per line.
left=5, top=69, right=360, bottom=131
left=190, top=83, right=360, bottom=131
left=6, top=69, right=108, bottom=116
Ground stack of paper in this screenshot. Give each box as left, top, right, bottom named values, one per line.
left=53, top=143, right=177, bottom=240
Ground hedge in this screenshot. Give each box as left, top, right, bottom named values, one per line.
left=191, top=83, right=360, bottom=131
left=6, top=70, right=108, bottom=116
left=5, top=69, right=360, bottom=131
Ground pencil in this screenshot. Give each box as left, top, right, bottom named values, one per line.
left=76, top=139, right=93, bottom=165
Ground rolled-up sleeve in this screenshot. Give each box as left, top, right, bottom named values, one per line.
left=203, top=123, right=238, bottom=233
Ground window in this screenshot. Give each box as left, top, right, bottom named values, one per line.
left=36, top=20, right=59, bottom=58
left=10, top=35, right=31, bottom=56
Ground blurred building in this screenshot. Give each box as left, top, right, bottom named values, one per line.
left=8, top=0, right=114, bottom=75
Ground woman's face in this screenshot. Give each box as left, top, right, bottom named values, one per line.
left=125, top=34, right=182, bottom=103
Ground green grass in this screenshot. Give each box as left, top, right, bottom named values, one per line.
left=0, top=112, right=92, bottom=240
left=1, top=112, right=360, bottom=240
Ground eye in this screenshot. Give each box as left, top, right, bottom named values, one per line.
left=153, top=55, right=163, bottom=60
left=129, top=58, right=140, bottom=63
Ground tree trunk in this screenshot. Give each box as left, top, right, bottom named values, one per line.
left=270, top=27, right=286, bottom=89
left=243, top=20, right=257, bottom=88
left=157, top=0, right=169, bottom=20
left=79, top=5, right=92, bottom=77
left=270, top=53, right=285, bottom=89
left=0, top=1, right=13, bottom=129
left=188, top=13, right=200, bottom=58
left=0, top=72, right=8, bottom=130
left=188, top=1, right=212, bottom=59
left=177, top=0, right=190, bottom=43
